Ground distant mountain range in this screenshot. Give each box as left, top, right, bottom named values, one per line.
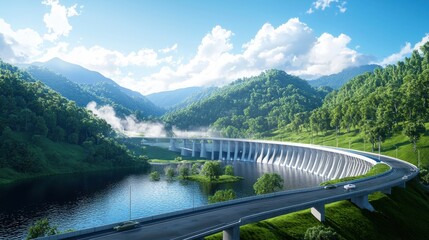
left=308, top=64, right=381, bottom=89
left=27, top=58, right=164, bottom=118
left=146, top=86, right=217, bottom=110
left=24, top=58, right=380, bottom=120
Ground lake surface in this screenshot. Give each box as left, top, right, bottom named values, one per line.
left=0, top=161, right=327, bottom=239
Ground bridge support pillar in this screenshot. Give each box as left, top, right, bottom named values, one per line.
left=351, top=195, right=374, bottom=212
left=381, top=187, right=391, bottom=195
left=169, top=138, right=177, bottom=151
left=397, top=181, right=406, bottom=188
left=181, top=139, right=187, bottom=156
left=200, top=140, right=207, bottom=158
left=192, top=140, right=196, bottom=157
left=311, top=204, right=325, bottom=222
left=223, top=225, right=240, bottom=240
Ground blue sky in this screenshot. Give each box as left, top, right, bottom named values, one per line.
left=0, top=0, right=428, bottom=94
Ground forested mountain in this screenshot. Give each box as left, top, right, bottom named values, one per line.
left=146, top=86, right=217, bottom=110
left=31, top=58, right=164, bottom=117
left=308, top=64, right=380, bottom=89
left=304, top=42, right=429, bottom=150
left=0, top=61, right=146, bottom=182
left=32, top=57, right=116, bottom=85
left=26, top=66, right=110, bottom=108
left=173, top=87, right=217, bottom=110
left=146, top=87, right=204, bottom=109
left=163, top=69, right=329, bottom=137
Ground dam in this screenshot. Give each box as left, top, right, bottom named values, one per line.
left=141, top=137, right=378, bottom=180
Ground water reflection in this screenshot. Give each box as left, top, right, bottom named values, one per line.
left=0, top=161, right=326, bottom=239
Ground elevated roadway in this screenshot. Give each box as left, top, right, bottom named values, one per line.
left=43, top=140, right=418, bottom=240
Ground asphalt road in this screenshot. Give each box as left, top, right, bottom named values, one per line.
left=67, top=151, right=416, bottom=240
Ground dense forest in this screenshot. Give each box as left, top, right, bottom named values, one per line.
left=0, top=61, right=147, bottom=181
left=295, top=42, right=429, bottom=151
left=163, top=69, right=330, bottom=138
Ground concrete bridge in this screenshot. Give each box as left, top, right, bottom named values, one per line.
left=43, top=138, right=418, bottom=240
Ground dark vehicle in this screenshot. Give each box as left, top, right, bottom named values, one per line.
left=323, top=184, right=337, bottom=189
left=113, top=221, right=139, bottom=231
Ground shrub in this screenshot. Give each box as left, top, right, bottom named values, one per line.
left=150, top=171, right=160, bottom=181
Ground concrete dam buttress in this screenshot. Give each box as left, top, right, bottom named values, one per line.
left=145, top=137, right=377, bottom=180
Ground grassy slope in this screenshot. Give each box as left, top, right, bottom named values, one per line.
left=271, top=122, right=429, bottom=168
left=205, top=125, right=429, bottom=239
left=206, top=181, right=429, bottom=240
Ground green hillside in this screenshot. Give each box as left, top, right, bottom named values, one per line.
left=207, top=181, right=429, bottom=240
left=0, top=61, right=148, bottom=184
left=164, top=69, right=329, bottom=138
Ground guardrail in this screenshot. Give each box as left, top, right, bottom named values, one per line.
left=36, top=141, right=418, bottom=240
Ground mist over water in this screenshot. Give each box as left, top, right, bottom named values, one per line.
left=86, top=102, right=220, bottom=138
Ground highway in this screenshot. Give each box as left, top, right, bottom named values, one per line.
left=58, top=151, right=417, bottom=240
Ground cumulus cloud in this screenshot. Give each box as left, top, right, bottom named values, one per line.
left=42, top=0, right=81, bottom=41
left=378, top=34, right=429, bottom=66
left=39, top=44, right=174, bottom=79
left=0, top=18, right=43, bottom=63
left=122, top=18, right=370, bottom=94
left=307, top=0, right=347, bottom=14
left=289, top=32, right=370, bottom=78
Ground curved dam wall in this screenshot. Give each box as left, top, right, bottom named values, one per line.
left=142, top=138, right=378, bottom=180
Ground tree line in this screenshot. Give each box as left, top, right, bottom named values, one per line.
left=300, top=42, right=429, bottom=151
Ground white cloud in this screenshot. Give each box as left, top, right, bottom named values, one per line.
left=0, top=18, right=43, bottom=63
left=42, top=0, right=81, bottom=41
left=289, top=33, right=366, bottom=78
left=378, top=34, right=429, bottom=66
left=307, top=0, right=347, bottom=14
left=338, top=1, right=347, bottom=13
left=128, top=18, right=368, bottom=94
left=160, top=43, right=178, bottom=54
left=314, top=0, right=338, bottom=10
left=40, top=44, right=174, bottom=79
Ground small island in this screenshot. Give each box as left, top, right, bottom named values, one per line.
left=181, top=161, right=243, bottom=183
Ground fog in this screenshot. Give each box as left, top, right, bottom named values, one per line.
left=86, top=102, right=219, bottom=138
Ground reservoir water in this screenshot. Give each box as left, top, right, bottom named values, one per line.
left=0, top=161, right=327, bottom=239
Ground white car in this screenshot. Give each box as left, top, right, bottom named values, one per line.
left=343, top=184, right=356, bottom=190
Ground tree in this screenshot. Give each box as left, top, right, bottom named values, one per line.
left=208, top=189, right=236, bottom=204
left=27, top=218, right=58, bottom=240
left=224, top=165, right=234, bottom=176
left=304, top=225, right=339, bottom=240
left=150, top=171, right=160, bottom=181
left=404, top=121, right=426, bottom=152
left=191, top=163, right=201, bottom=175
left=253, top=173, right=284, bottom=195
left=178, top=164, right=190, bottom=179
left=174, top=156, right=183, bottom=161
left=164, top=166, right=176, bottom=181
left=201, top=161, right=222, bottom=180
